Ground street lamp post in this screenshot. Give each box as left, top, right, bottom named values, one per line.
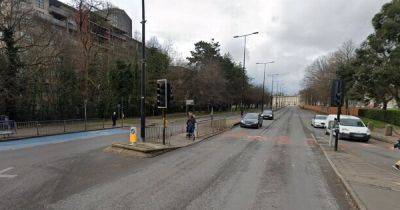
left=234, top=32, right=258, bottom=117
left=256, top=61, right=274, bottom=112
left=268, top=74, right=279, bottom=109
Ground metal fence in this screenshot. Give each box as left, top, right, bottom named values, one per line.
left=0, top=116, right=240, bottom=142
left=0, top=119, right=124, bottom=140
left=145, top=117, right=240, bottom=144
left=145, top=124, right=186, bottom=144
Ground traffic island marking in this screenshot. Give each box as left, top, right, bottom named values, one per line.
left=105, top=142, right=179, bottom=158
left=0, top=167, right=17, bottom=179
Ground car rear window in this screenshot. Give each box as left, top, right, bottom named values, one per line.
left=340, top=119, right=365, bottom=127
left=245, top=113, right=259, bottom=119
left=315, top=115, right=327, bottom=120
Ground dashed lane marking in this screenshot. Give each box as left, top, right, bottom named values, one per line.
left=0, top=167, right=17, bottom=179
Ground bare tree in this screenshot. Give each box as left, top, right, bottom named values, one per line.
left=0, top=0, right=60, bottom=119
left=73, top=0, right=111, bottom=102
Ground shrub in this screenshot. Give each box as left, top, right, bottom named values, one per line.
left=359, top=109, right=400, bottom=126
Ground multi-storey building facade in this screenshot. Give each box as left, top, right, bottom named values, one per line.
left=29, top=0, right=140, bottom=55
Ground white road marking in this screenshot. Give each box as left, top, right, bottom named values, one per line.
left=0, top=167, right=17, bottom=178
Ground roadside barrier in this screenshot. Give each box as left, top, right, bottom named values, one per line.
left=0, top=119, right=123, bottom=141
left=301, top=105, right=360, bottom=116
left=145, top=117, right=240, bottom=144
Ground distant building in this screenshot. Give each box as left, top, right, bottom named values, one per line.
left=28, top=0, right=140, bottom=54
left=273, top=95, right=300, bottom=107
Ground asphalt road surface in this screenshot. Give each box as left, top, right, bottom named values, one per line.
left=0, top=107, right=354, bottom=210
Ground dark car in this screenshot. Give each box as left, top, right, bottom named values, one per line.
left=261, top=110, right=274, bottom=120
left=240, top=113, right=263, bottom=128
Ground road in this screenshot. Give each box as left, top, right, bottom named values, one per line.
left=0, top=107, right=354, bottom=210
left=299, top=108, right=400, bottom=173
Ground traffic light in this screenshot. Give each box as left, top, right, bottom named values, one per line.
left=157, top=79, right=167, bottom=108
left=167, top=82, right=173, bottom=107
left=330, top=79, right=345, bottom=107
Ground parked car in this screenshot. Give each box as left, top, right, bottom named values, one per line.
left=325, top=115, right=371, bottom=142
left=240, top=113, right=263, bottom=128
left=311, top=114, right=327, bottom=128
left=261, top=109, right=274, bottom=120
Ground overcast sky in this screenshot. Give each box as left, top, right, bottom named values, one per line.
left=64, top=0, right=389, bottom=95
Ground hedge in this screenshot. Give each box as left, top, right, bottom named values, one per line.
left=359, top=109, right=400, bottom=126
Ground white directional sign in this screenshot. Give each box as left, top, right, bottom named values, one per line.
left=186, top=100, right=194, bottom=105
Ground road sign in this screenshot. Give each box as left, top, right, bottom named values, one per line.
left=186, top=100, right=194, bottom=105
left=130, top=127, right=138, bottom=144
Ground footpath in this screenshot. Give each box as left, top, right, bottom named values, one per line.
left=314, top=137, right=400, bottom=210
left=300, top=108, right=400, bottom=210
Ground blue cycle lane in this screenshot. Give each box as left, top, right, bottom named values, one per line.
left=0, top=129, right=129, bottom=152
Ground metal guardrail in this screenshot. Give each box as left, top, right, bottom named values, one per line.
left=145, top=118, right=240, bottom=144
left=0, top=116, right=240, bottom=141
left=0, top=119, right=123, bottom=140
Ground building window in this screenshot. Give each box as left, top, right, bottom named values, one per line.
left=36, top=0, right=44, bottom=9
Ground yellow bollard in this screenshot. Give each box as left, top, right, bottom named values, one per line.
left=130, top=127, right=138, bottom=144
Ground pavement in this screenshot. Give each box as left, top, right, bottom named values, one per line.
left=370, top=131, right=398, bottom=144
left=0, top=107, right=355, bottom=210
left=299, top=108, right=400, bottom=210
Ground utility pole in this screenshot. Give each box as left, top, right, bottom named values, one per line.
left=268, top=74, right=279, bottom=109
left=140, top=0, right=146, bottom=141
left=256, top=61, right=274, bottom=112
left=234, top=32, right=258, bottom=117
left=276, top=85, right=279, bottom=108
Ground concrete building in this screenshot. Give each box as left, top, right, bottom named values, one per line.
left=29, top=0, right=138, bottom=53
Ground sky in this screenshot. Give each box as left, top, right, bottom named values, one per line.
left=64, top=0, right=389, bottom=95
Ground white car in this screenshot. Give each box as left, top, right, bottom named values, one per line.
left=325, top=115, right=371, bottom=142
left=311, top=115, right=327, bottom=128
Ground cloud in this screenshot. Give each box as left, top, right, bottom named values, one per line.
left=62, top=0, right=389, bottom=95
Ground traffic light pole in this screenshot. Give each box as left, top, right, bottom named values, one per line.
left=140, top=0, right=147, bottom=141
left=331, top=79, right=344, bottom=152
left=335, top=106, right=341, bottom=151
left=162, top=109, right=166, bottom=145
